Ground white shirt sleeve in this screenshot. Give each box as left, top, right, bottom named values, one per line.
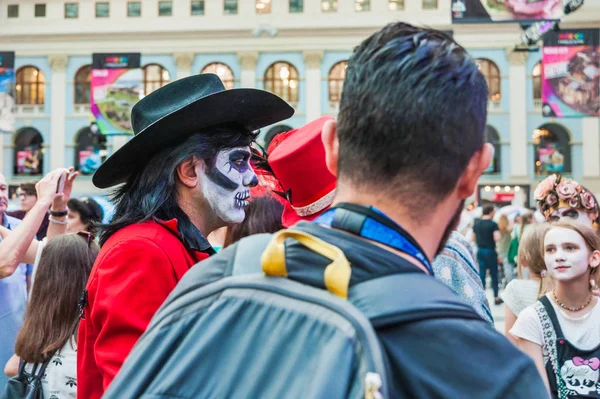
left=30, top=238, right=48, bottom=291
left=510, top=305, right=543, bottom=346
left=501, top=280, right=520, bottom=315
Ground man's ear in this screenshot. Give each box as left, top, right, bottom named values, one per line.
left=456, top=143, right=493, bottom=199
left=176, top=156, right=201, bottom=188
left=322, top=119, right=339, bottom=177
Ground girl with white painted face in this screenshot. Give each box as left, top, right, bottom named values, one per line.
left=511, top=222, right=600, bottom=398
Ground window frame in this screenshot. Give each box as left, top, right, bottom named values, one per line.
left=321, top=0, right=338, bottom=12
left=532, top=61, right=542, bottom=101
left=15, top=66, right=46, bottom=105
left=64, top=3, right=79, bottom=18
left=224, top=0, right=238, bottom=14
left=158, top=0, right=173, bottom=16
left=127, top=1, right=141, bottom=17
left=7, top=4, right=19, bottom=18
left=13, top=127, right=45, bottom=176
left=191, top=0, right=205, bottom=15
left=34, top=3, right=46, bottom=17
left=289, top=0, right=303, bottom=13
left=422, top=0, right=438, bottom=9
left=388, top=0, right=404, bottom=10
left=263, top=61, right=299, bottom=104
left=476, top=58, right=501, bottom=101
left=142, top=64, right=171, bottom=96
left=255, top=0, right=271, bottom=14
left=328, top=61, right=347, bottom=103
left=201, top=62, right=235, bottom=90
left=354, top=0, right=370, bottom=12
left=74, top=65, right=92, bottom=105
left=95, top=2, right=110, bottom=18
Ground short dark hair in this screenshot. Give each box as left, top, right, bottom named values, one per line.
left=100, top=126, right=257, bottom=246
left=68, top=198, right=104, bottom=233
left=482, top=205, right=495, bottom=216
left=18, top=182, right=37, bottom=196
left=337, top=23, right=488, bottom=212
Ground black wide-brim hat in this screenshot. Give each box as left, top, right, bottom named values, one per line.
left=92, top=73, right=294, bottom=188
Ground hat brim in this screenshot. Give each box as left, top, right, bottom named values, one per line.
left=281, top=203, right=329, bottom=228
left=93, top=88, right=294, bottom=188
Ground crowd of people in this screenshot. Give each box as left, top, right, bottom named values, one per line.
left=1, top=22, right=599, bottom=398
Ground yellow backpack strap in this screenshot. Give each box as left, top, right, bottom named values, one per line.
left=261, top=229, right=352, bottom=299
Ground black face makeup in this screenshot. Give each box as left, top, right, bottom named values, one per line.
left=206, top=149, right=251, bottom=191
left=550, top=208, right=581, bottom=222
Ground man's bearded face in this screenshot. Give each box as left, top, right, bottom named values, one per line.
left=201, top=147, right=258, bottom=224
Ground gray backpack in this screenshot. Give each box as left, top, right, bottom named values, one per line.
left=105, top=230, right=480, bottom=399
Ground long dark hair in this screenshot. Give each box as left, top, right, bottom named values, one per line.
left=100, top=126, right=257, bottom=246
left=15, top=234, right=99, bottom=363
left=223, top=194, right=284, bottom=247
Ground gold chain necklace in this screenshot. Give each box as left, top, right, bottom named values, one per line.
left=552, top=289, right=593, bottom=312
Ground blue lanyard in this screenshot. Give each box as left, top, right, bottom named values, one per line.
left=315, top=203, right=434, bottom=275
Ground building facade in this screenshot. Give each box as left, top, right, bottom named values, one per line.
left=0, top=0, right=599, bottom=202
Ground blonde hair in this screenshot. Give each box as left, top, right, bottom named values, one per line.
left=498, top=214, right=510, bottom=235
left=518, top=223, right=551, bottom=298
left=543, top=221, right=600, bottom=291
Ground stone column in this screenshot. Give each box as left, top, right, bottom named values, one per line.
left=48, top=55, right=68, bottom=170
left=174, top=52, right=195, bottom=80
left=303, top=50, right=323, bottom=122
left=237, top=51, right=259, bottom=89
left=583, top=117, right=600, bottom=178
left=506, top=48, right=529, bottom=178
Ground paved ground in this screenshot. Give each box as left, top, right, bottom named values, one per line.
left=487, top=287, right=506, bottom=334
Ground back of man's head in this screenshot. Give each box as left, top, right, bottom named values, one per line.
left=336, top=23, right=488, bottom=211
left=482, top=205, right=495, bottom=216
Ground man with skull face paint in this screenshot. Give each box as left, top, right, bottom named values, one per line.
left=77, top=74, right=293, bottom=399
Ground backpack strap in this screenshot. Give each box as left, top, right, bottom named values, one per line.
left=231, top=231, right=483, bottom=327
left=539, top=295, right=565, bottom=339
left=350, top=272, right=483, bottom=328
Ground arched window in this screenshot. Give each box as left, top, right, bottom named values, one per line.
left=484, top=125, right=501, bottom=174
left=475, top=59, right=501, bottom=101
left=201, top=62, right=235, bottom=90
left=15, top=66, right=45, bottom=105
left=532, top=61, right=542, bottom=101
left=75, top=125, right=108, bottom=175
left=264, top=62, right=299, bottom=104
left=533, top=123, right=571, bottom=175
left=14, top=127, right=44, bottom=175
left=74, top=65, right=92, bottom=104
left=328, top=61, right=347, bottom=102
left=142, top=64, right=171, bottom=96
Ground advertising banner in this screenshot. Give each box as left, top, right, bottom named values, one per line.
left=0, top=52, right=16, bottom=135
left=91, top=53, right=141, bottom=135
left=451, top=0, right=563, bottom=23
left=542, top=29, right=600, bottom=117
left=16, top=147, right=43, bottom=175
left=537, top=144, right=565, bottom=174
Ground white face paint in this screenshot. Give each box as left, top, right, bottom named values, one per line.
left=549, top=207, right=594, bottom=227
left=200, top=147, right=257, bottom=224
left=544, top=227, right=593, bottom=282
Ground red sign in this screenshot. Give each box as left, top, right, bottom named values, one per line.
left=494, top=193, right=515, bottom=202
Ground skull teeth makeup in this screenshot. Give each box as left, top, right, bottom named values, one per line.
left=235, top=190, right=250, bottom=209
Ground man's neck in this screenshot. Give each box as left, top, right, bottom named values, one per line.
left=332, top=188, right=454, bottom=264
left=176, top=196, right=218, bottom=238
left=482, top=215, right=492, bottom=220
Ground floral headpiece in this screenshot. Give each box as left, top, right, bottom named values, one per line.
left=534, top=174, right=600, bottom=225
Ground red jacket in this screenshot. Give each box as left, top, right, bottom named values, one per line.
left=77, top=219, right=211, bottom=399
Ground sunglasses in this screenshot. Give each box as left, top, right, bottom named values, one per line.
left=76, top=231, right=95, bottom=247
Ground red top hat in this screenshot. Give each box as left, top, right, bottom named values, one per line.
left=268, top=116, right=337, bottom=227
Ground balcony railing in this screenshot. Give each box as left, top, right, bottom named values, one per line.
left=328, top=101, right=340, bottom=114
left=533, top=99, right=543, bottom=109
left=16, top=105, right=45, bottom=116
left=74, top=104, right=91, bottom=115
left=487, top=100, right=502, bottom=112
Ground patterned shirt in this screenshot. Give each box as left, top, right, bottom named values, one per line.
left=433, top=231, right=494, bottom=325
left=25, top=340, right=77, bottom=399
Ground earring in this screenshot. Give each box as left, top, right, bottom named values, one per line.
left=541, top=270, right=547, bottom=278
